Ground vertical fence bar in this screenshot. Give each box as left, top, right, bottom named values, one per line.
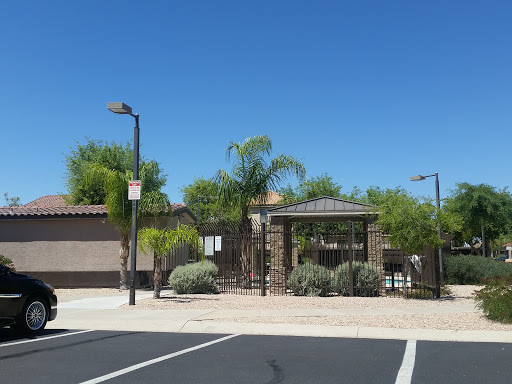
left=348, top=221, right=354, bottom=297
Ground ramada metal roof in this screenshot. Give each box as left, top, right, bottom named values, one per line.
left=267, top=196, right=375, bottom=217
left=0, top=195, right=189, bottom=218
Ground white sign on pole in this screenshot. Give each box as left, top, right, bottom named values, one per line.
left=205, top=236, right=214, bottom=256
left=128, top=180, right=141, bottom=200
left=215, top=236, right=222, bottom=251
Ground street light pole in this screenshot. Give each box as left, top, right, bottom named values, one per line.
left=107, top=102, right=140, bottom=306
left=410, top=172, right=443, bottom=298
left=434, top=172, right=443, bottom=283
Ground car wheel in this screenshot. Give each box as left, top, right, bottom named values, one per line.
left=17, top=296, right=48, bottom=335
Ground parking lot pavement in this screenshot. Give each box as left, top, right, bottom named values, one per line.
left=1, top=328, right=511, bottom=384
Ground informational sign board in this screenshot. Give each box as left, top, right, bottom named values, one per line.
left=128, top=180, right=141, bottom=200
left=204, top=236, right=214, bottom=256
left=215, top=236, right=222, bottom=251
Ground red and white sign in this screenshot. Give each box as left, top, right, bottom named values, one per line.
left=128, top=180, right=141, bottom=200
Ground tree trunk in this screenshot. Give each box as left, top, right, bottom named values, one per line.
left=153, top=254, right=162, bottom=299
left=119, top=232, right=130, bottom=290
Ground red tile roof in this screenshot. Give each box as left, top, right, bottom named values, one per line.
left=0, top=195, right=188, bottom=218
left=24, top=195, right=68, bottom=207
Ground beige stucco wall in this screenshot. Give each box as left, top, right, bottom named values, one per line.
left=0, top=218, right=153, bottom=272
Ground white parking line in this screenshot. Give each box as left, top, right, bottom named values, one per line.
left=395, top=340, right=417, bottom=384
left=79, top=334, right=240, bottom=384
left=0, top=330, right=94, bottom=348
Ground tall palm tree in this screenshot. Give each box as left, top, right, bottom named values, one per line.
left=85, top=160, right=169, bottom=289
left=138, top=225, right=202, bottom=298
left=214, top=135, right=306, bottom=286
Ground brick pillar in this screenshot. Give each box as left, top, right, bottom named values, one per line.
left=292, top=242, right=299, bottom=268
left=368, top=223, right=385, bottom=294
left=270, top=216, right=287, bottom=295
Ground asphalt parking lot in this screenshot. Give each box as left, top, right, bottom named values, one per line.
left=0, top=328, right=510, bottom=384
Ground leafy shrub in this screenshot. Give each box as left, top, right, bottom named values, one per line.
left=475, top=275, right=512, bottom=323
left=169, top=260, right=219, bottom=294
left=287, top=264, right=330, bottom=297
left=0, top=255, right=16, bottom=271
left=444, top=254, right=512, bottom=285
left=333, top=262, right=380, bottom=297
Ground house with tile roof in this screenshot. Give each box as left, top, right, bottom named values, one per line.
left=0, top=195, right=196, bottom=287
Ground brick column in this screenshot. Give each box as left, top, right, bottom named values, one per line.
left=368, top=223, right=385, bottom=294
left=270, top=216, right=287, bottom=295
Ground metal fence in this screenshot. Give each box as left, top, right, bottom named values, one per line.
left=192, top=221, right=437, bottom=298
left=198, top=221, right=264, bottom=295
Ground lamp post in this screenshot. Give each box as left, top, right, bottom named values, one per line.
left=410, top=172, right=443, bottom=298
left=107, top=102, right=139, bottom=306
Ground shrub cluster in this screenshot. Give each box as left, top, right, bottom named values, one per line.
left=287, top=262, right=381, bottom=297
left=333, top=261, right=380, bottom=297
left=475, top=275, right=512, bottom=324
left=169, top=260, right=219, bottom=294
left=443, top=255, right=512, bottom=285
left=0, top=255, right=16, bottom=271
left=287, top=264, right=331, bottom=297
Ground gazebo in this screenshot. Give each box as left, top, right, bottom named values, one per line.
left=266, top=196, right=383, bottom=295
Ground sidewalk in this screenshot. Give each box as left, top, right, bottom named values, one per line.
left=47, top=292, right=512, bottom=343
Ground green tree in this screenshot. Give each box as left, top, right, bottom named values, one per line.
left=85, top=160, right=169, bottom=289
left=138, top=225, right=202, bottom=298
left=347, top=186, right=409, bottom=206
left=180, top=177, right=237, bottom=224
left=215, top=135, right=306, bottom=222
left=65, top=139, right=133, bottom=205
left=444, top=183, right=512, bottom=255
left=278, top=173, right=343, bottom=203
left=214, top=135, right=306, bottom=285
left=3, top=193, right=21, bottom=207
left=376, top=189, right=460, bottom=255
left=490, top=233, right=512, bottom=256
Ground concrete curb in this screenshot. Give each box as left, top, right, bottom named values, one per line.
left=46, top=307, right=512, bottom=343
left=179, top=321, right=512, bottom=343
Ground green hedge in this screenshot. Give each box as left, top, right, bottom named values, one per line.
left=169, top=260, right=219, bottom=294
left=443, top=255, right=512, bottom=285
left=475, top=275, right=512, bottom=323
left=333, top=261, right=380, bottom=297
left=287, top=264, right=331, bottom=297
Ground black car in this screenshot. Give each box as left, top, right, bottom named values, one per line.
left=0, top=265, right=57, bottom=334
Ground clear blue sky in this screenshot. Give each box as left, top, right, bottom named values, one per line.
left=2, top=1, right=511, bottom=206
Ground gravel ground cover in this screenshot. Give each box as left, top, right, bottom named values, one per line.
left=57, top=285, right=480, bottom=308
left=214, top=313, right=512, bottom=332
left=56, top=288, right=129, bottom=302
left=120, top=285, right=479, bottom=310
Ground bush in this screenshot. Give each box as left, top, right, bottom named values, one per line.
left=0, top=255, right=16, bottom=271
left=287, top=264, right=330, bottom=297
left=444, top=254, right=512, bottom=285
left=333, top=262, right=380, bottom=297
left=475, top=275, right=512, bottom=323
left=169, top=260, right=219, bottom=294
